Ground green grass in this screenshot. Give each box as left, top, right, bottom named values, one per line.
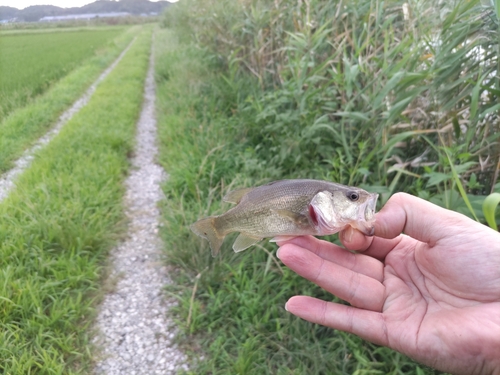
left=0, top=27, right=124, bottom=121
left=0, top=26, right=138, bottom=174
left=0, top=25, right=152, bottom=374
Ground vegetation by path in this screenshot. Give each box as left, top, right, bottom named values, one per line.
left=0, top=26, right=138, bottom=174
left=0, top=25, right=152, bottom=374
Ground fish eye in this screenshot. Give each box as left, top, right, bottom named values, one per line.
left=347, top=191, right=359, bottom=201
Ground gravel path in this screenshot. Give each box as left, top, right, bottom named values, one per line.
left=0, top=38, right=135, bottom=203
left=92, top=38, right=189, bottom=375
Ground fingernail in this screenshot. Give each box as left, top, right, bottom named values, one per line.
left=284, top=301, right=289, bottom=311
left=276, top=248, right=281, bottom=260
left=342, top=226, right=354, bottom=243
left=348, top=226, right=355, bottom=242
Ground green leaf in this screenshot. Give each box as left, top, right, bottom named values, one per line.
left=387, top=96, right=413, bottom=122
left=373, top=72, right=404, bottom=108
left=480, top=102, right=500, bottom=118
left=493, top=0, right=500, bottom=22
left=483, top=193, right=500, bottom=230
left=442, top=146, right=479, bottom=221
left=452, top=115, right=460, bottom=138
left=470, top=74, right=481, bottom=120
left=334, top=111, right=370, bottom=122
left=425, top=172, right=450, bottom=187
left=454, top=161, right=477, bottom=174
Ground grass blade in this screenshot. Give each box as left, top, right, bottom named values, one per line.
left=441, top=138, right=480, bottom=221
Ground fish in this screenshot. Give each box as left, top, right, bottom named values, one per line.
left=190, top=179, right=379, bottom=256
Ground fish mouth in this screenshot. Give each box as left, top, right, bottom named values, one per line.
left=354, top=193, right=379, bottom=236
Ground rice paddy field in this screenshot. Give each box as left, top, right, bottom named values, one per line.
left=0, top=26, right=138, bottom=174
left=0, top=27, right=125, bottom=121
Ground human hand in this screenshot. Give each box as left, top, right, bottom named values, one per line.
left=276, top=193, right=500, bottom=375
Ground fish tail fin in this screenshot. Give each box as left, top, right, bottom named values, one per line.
left=190, top=217, right=225, bottom=257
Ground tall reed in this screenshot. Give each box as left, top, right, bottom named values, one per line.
left=164, top=0, right=499, bottom=205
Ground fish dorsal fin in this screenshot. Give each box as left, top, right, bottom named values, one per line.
left=223, top=187, right=254, bottom=204
left=233, top=233, right=262, bottom=252
left=272, top=209, right=310, bottom=227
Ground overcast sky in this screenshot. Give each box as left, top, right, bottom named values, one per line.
left=0, top=0, right=176, bottom=10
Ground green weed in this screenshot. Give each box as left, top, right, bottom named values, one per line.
left=164, top=0, right=499, bottom=203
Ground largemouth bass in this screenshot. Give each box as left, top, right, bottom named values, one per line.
left=191, top=179, right=378, bottom=256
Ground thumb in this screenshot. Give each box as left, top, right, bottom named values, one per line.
left=375, top=192, right=472, bottom=244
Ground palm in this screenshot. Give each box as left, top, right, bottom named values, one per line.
left=278, top=193, right=500, bottom=375
left=381, top=236, right=500, bottom=373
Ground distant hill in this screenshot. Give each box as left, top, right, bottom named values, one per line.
left=0, top=6, right=22, bottom=20
left=0, top=0, right=172, bottom=22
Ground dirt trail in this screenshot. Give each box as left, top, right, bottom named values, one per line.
left=92, top=38, right=188, bottom=375
left=0, top=38, right=135, bottom=203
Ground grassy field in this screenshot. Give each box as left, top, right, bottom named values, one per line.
left=0, top=26, right=138, bottom=174
left=0, top=27, right=125, bottom=121
left=0, top=25, right=152, bottom=374
left=155, top=0, right=500, bottom=373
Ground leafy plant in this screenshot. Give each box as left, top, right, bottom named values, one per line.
left=483, top=192, right=500, bottom=230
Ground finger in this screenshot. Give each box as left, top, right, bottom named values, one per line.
left=340, top=192, right=469, bottom=260
left=375, top=192, right=472, bottom=243
left=339, top=226, right=373, bottom=251
left=285, top=296, right=388, bottom=347
left=277, top=235, right=384, bottom=282
left=340, top=226, right=404, bottom=260
left=278, top=243, right=385, bottom=311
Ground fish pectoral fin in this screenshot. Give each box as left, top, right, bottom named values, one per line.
left=223, top=187, right=254, bottom=204
left=232, top=233, right=262, bottom=253
left=272, top=209, right=309, bottom=226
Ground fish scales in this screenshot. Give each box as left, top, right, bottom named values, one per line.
left=191, top=179, right=378, bottom=256
left=218, top=180, right=333, bottom=236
